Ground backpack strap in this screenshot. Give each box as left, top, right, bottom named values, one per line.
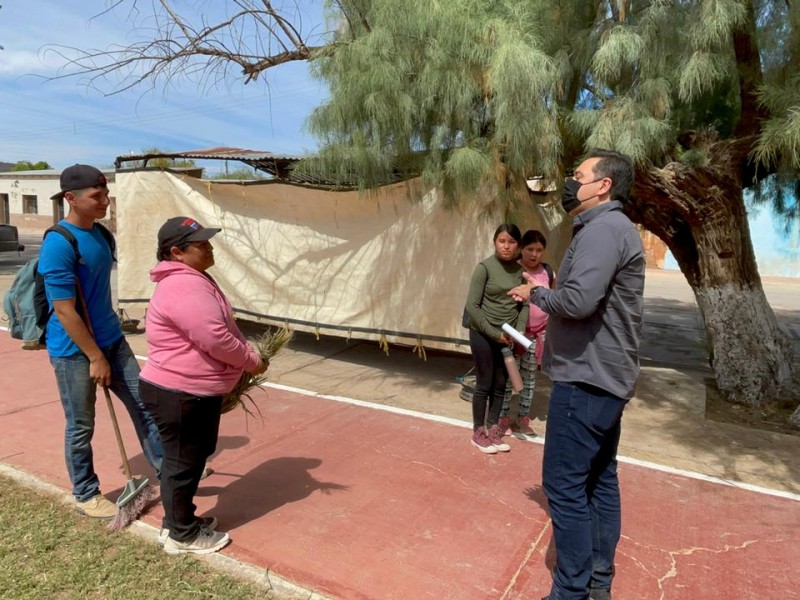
left=542, top=262, right=555, bottom=288
left=44, top=222, right=116, bottom=264
left=94, top=222, right=117, bottom=262
left=44, top=224, right=82, bottom=264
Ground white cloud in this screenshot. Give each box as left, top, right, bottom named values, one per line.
left=0, top=1, right=329, bottom=168
left=0, top=50, right=63, bottom=75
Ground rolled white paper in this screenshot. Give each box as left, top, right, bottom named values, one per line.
left=502, top=323, right=532, bottom=349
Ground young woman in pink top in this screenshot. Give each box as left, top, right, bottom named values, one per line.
left=139, top=217, right=266, bottom=556
left=499, top=230, right=556, bottom=436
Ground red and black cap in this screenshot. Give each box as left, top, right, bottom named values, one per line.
left=157, top=216, right=221, bottom=253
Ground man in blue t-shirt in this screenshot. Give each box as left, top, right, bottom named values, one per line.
left=38, top=164, right=163, bottom=519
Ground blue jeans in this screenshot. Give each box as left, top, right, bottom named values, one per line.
left=543, top=382, right=626, bottom=600
left=50, top=336, right=163, bottom=502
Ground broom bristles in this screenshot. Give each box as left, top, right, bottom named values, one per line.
left=222, top=327, right=293, bottom=415
left=107, top=484, right=156, bottom=531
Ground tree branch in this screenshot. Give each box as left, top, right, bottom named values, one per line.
left=732, top=0, right=770, bottom=137
left=44, top=1, right=333, bottom=93
left=241, top=45, right=329, bottom=82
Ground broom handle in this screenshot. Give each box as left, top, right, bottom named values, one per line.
left=75, top=282, right=134, bottom=480
left=101, top=385, right=134, bottom=480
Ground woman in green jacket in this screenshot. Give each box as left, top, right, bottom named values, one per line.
left=464, top=224, right=528, bottom=454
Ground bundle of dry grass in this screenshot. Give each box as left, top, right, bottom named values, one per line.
left=221, top=327, right=293, bottom=415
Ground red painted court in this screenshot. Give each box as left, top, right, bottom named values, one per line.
left=1, top=335, right=797, bottom=600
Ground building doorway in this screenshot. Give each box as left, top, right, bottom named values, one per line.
left=0, top=194, right=9, bottom=224
left=52, top=198, right=65, bottom=223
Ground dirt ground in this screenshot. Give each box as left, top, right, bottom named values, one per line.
left=705, top=380, right=800, bottom=437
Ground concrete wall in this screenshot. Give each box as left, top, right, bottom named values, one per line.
left=0, top=169, right=117, bottom=234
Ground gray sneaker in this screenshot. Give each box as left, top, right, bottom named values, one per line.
left=158, top=516, right=218, bottom=546
left=163, top=525, right=230, bottom=555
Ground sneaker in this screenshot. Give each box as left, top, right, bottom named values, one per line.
left=200, top=466, right=214, bottom=480
left=164, top=526, right=230, bottom=555
left=498, top=416, right=513, bottom=436
left=158, top=516, right=218, bottom=546
left=471, top=427, right=497, bottom=454
left=516, top=416, right=536, bottom=436
left=75, top=494, right=117, bottom=519
left=488, top=424, right=511, bottom=452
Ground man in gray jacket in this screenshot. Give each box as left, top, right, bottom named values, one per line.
left=516, top=149, right=644, bottom=600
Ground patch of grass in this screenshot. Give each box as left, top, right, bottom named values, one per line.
left=0, top=476, right=274, bottom=600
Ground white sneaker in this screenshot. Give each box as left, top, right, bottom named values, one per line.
left=164, top=526, right=230, bottom=555
left=158, top=516, right=218, bottom=546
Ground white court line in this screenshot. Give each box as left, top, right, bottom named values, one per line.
left=257, top=380, right=800, bottom=504
left=4, top=336, right=796, bottom=504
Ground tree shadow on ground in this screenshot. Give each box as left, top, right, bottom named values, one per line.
left=234, top=294, right=800, bottom=494
left=234, top=322, right=472, bottom=412
left=626, top=366, right=800, bottom=493
left=200, top=456, right=349, bottom=530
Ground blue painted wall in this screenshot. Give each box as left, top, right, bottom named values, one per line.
left=664, top=192, right=800, bottom=278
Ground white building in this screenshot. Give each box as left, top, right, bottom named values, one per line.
left=0, top=168, right=117, bottom=234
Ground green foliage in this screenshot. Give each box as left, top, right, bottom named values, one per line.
left=11, top=160, right=51, bottom=171
left=211, top=167, right=268, bottom=180
left=309, top=0, right=798, bottom=202
left=754, top=74, right=800, bottom=171
left=130, top=147, right=197, bottom=169
left=308, top=0, right=559, bottom=196
left=751, top=173, right=800, bottom=225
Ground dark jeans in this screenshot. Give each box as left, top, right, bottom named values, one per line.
left=543, top=382, right=626, bottom=600
left=49, top=337, right=163, bottom=502
left=469, top=328, right=507, bottom=430
left=139, top=379, right=222, bottom=542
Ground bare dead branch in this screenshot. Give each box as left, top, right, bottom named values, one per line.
left=242, top=45, right=329, bottom=82
left=261, top=0, right=305, bottom=50
left=44, top=0, right=334, bottom=94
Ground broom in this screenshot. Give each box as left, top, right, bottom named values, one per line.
left=76, top=282, right=154, bottom=530
left=221, top=327, right=293, bottom=415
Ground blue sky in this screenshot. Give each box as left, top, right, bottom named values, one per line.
left=0, top=1, right=329, bottom=174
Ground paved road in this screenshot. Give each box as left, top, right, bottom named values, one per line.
left=0, top=234, right=39, bottom=276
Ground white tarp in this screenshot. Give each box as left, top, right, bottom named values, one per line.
left=116, top=170, right=570, bottom=353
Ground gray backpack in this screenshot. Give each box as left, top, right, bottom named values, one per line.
left=2, top=224, right=115, bottom=346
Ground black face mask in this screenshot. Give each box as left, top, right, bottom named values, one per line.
left=560, top=178, right=604, bottom=213
left=560, top=178, right=584, bottom=213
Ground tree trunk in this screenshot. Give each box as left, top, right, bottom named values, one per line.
left=628, top=151, right=794, bottom=408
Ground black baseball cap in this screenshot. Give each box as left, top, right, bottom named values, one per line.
left=158, top=216, right=221, bottom=252
left=51, top=164, right=108, bottom=200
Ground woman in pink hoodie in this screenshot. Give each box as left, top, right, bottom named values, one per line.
left=139, top=216, right=266, bottom=556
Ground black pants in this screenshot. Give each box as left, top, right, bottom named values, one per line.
left=469, top=328, right=507, bottom=430
left=139, top=378, right=222, bottom=542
